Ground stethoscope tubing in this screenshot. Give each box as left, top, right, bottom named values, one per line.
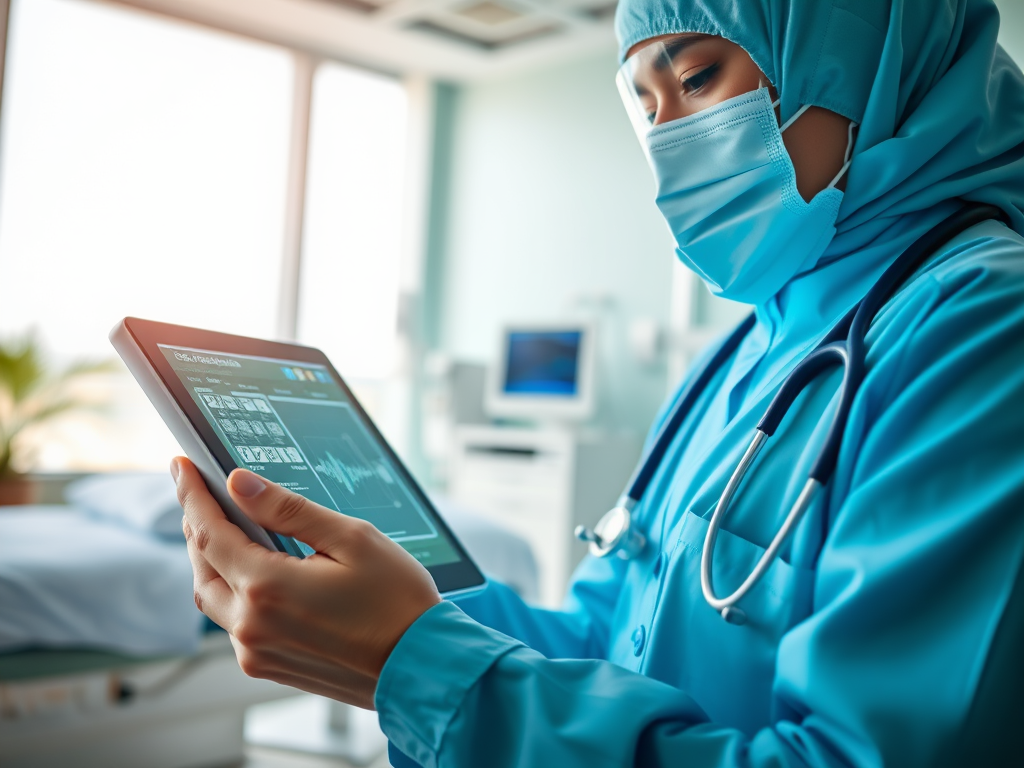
left=702, top=340, right=854, bottom=622
left=622, top=313, right=756, bottom=503
left=595, top=203, right=1008, bottom=622
left=629, top=202, right=1007, bottom=506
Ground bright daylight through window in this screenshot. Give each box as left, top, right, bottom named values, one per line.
left=0, top=0, right=409, bottom=471
left=297, top=62, right=409, bottom=383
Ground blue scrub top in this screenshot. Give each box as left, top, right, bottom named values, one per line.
left=377, top=0, right=1024, bottom=764
left=379, top=220, right=1024, bottom=768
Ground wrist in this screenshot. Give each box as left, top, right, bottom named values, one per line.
left=372, top=592, right=443, bottom=677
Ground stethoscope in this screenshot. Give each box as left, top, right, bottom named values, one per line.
left=576, top=204, right=1005, bottom=626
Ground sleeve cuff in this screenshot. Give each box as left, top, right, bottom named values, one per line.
left=375, top=600, right=522, bottom=767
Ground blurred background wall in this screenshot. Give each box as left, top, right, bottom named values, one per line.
left=426, top=50, right=675, bottom=437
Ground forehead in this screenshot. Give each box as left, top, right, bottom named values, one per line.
left=623, top=34, right=731, bottom=98
left=625, top=32, right=714, bottom=61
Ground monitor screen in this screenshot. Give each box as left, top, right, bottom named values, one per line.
left=503, top=330, right=582, bottom=397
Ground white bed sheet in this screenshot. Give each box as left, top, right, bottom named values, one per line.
left=433, top=496, right=539, bottom=603
left=0, top=507, right=203, bottom=656
left=0, top=487, right=539, bottom=656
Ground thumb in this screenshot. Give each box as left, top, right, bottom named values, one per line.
left=227, top=468, right=354, bottom=559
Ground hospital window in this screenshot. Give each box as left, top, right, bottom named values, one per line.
left=0, top=0, right=411, bottom=471
left=296, top=62, right=408, bottom=382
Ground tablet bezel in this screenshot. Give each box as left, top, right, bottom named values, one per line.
left=119, top=317, right=486, bottom=596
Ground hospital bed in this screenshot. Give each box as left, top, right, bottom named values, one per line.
left=0, top=628, right=289, bottom=768
left=0, top=476, right=538, bottom=768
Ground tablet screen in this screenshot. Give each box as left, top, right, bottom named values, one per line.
left=158, top=344, right=462, bottom=568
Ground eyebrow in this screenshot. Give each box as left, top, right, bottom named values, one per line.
left=632, top=34, right=707, bottom=97
left=660, top=35, right=704, bottom=67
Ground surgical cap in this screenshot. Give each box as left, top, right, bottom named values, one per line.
left=614, top=0, right=1024, bottom=240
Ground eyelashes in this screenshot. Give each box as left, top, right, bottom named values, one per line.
left=681, top=62, right=720, bottom=93
left=643, top=61, right=722, bottom=123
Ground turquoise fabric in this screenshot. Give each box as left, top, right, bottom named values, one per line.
left=378, top=2, right=1024, bottom=766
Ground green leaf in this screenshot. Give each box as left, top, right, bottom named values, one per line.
left=0, top=332, right=119, bottom=472
left=0, top=333, right=46, bottom=404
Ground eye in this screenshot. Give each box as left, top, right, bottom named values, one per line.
left=640, top=100, right=658, bottom=124
left=681, top=62, right=720, bottom=94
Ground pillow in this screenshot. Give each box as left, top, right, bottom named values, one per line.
left=65, top=472, right=184, bottom=540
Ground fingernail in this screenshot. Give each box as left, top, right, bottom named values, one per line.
left=170, top=458, right=181, bottom=484
left=231, top=469, right=267, bottom=498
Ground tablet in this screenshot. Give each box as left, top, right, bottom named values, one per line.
left=110, top=317, right=486, bottom=597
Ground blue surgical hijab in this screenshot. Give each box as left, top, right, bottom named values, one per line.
left=616, top=0, right=1024, bottom=402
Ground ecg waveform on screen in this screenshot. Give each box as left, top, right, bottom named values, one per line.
left=298, top=429, right=432, bottom=535
left=312, top=450, right=394, bottom=496
left=301, top=432, right=404, bottom=512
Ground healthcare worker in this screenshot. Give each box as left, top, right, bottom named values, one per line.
left=173, top=0, right=1024, bottom=766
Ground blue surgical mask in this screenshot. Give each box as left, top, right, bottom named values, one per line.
left=647, top=88, right=850, bottom=306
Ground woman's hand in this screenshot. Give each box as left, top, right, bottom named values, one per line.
left=172, top=457, right=441, bottom=709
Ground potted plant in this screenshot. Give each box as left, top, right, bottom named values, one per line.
left=0, top=332, right=115, bottom=506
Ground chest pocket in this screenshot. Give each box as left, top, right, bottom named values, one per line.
left=679, top=504, right=816, bottom=629
left=651, top=506, right=816, bottom=734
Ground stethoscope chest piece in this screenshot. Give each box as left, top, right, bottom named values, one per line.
left=576, top=503, right=646, bottom=559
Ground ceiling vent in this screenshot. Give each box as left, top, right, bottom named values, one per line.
left=311, top=0, right=384, bottom=14
left=580, top=1, right=619, bottom=20
left=406, top=0, right=569, bottom=50
left=405, top=18, right=562, bottom=50
left=453, top=1, right=527, bottom=26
